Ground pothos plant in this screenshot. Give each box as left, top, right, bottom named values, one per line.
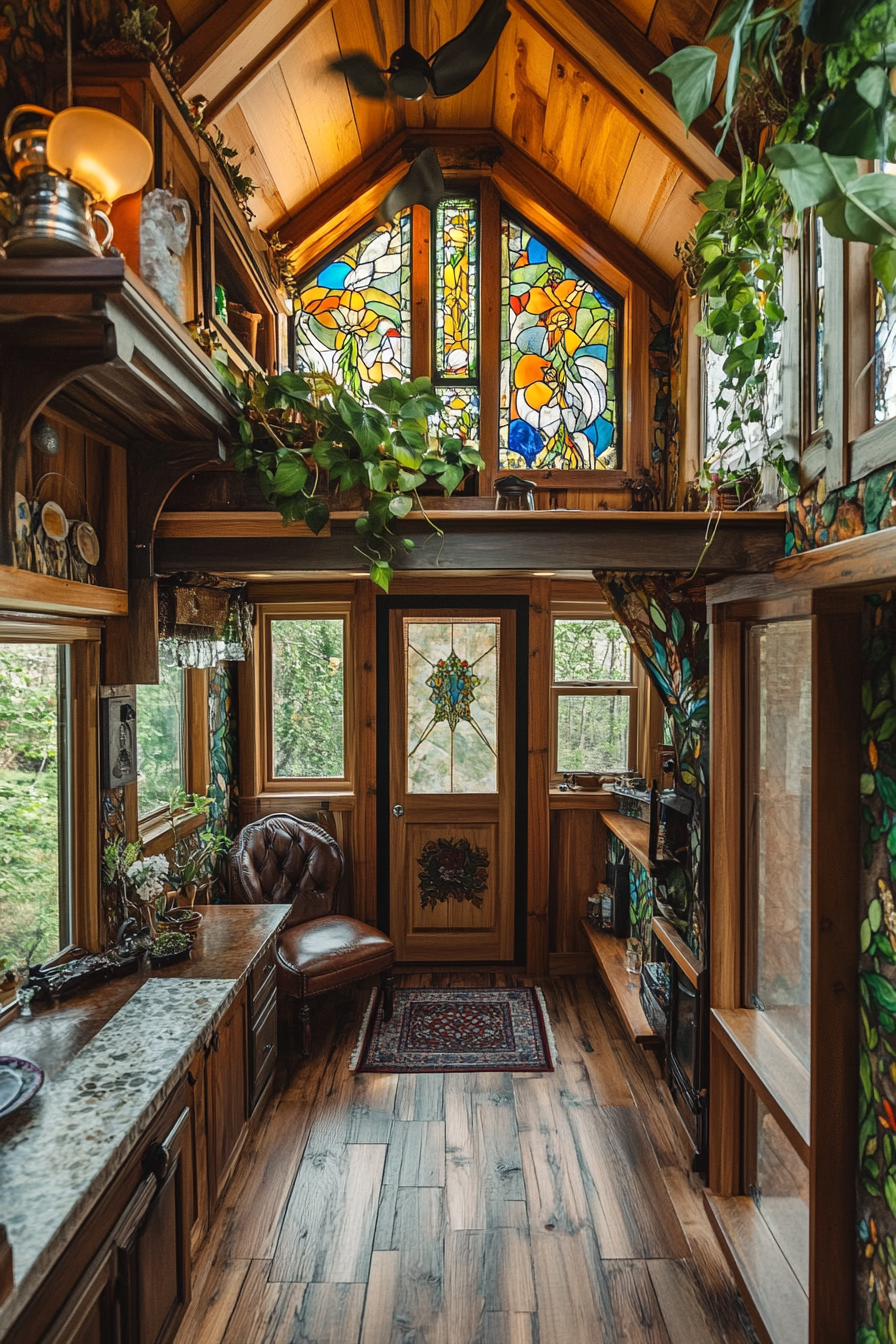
left=216, top=363, right=485, bottom=591
left=656, top=0, right=896, bottom=495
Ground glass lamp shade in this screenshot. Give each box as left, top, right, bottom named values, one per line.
left=46, top=107, right=152, bottom=204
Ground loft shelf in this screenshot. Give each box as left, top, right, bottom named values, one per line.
left=652, top=916, right=703, bottom=987
left=580, top=919, right=660, bottom=1050
left=0, top=568, right=127, bottom=618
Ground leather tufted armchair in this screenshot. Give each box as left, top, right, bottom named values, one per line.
left=229, top=814, right=394, bottom=1054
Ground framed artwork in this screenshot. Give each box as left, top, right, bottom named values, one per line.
left=100, top=694, right=138, bottom=788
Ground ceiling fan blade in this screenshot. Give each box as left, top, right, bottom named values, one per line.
left=428, top=0, right=510, bottom=98
left=377, top=149, right=445, bottom=222
left=331, top=53, right=389, bottom=100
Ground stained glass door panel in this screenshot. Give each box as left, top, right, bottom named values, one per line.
left=389, top=610, right=516, bottom=962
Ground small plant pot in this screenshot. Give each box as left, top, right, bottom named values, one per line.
left=149, top=945, right=192, bottom=968
left=148, top=931, right=193, bottom=967
left=161, top=909, right=203, bottom=937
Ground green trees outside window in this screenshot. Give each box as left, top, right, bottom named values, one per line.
left=271, top=618, right=345, bottom=779
left=553, top=618, right=634, bottom=775
left=136, top=652, right=186, bottom=817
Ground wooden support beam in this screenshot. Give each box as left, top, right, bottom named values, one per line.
left=516, top=0, right=734, bottom=186
left=155, top=510, right=785, bottom=575
left=201, top=0, right=339, bottom=125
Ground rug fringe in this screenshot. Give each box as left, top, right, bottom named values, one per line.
left=349, top=987, right=378, bottom=1072
left=535, top=986, right=558, bottom=1067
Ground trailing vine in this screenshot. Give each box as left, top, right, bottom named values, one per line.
left=216, top=365, right=484, bottom=591
left=656, top=0, right=896, bottom=492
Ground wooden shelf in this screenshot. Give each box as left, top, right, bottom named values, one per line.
left=0, top=567, right=127, bottom=617
left=580, top=919, right=661, bottom=1049
left=704, top=1194, right=808, bottom=1344
left=601, top=812, right=653, bottom=872
left=652, top=916, right=703, bottom=987
left=711, top=1008, right=810, bottom=1160
left=548, top=789, right=619, bottom=810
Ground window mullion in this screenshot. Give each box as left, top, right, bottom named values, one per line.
left=410, top=203, right=432, bottom=381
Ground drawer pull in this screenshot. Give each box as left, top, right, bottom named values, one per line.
left=262, top=1042, right=273, bottom=1058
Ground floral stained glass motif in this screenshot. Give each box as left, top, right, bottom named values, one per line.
left=435, top=198, right=478, bottom=379
left=436, top=385, right=480, bottom=442
left=500, top=217, right=619, bottom=470
left=406, top=620, right=499, bottom=794
left=294, top=215, right=411, bottom=399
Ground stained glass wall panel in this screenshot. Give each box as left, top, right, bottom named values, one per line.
left=406, top=620, right=498, bottom=794
left=294, top=215, right=411, bottom=399
left=500, top=216, right=619, bottom=470
left=435, top=198, right=478, bottom=380
left=435, top=385, right=480, bottom=443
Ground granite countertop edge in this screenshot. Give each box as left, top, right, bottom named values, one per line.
left=0, top=903, right=290, bottom=1338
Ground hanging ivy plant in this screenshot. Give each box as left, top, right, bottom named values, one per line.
left=655, top=0, right=896, bottom=492
left=215, top=364, right=484, bottom=592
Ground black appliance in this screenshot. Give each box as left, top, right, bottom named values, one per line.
left=666, top=959, right=708, bottom=1173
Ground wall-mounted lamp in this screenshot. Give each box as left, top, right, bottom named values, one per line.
left=1, top=104, right=152, bottom=258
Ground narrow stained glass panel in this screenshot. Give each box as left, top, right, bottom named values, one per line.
left=435, top=198, right=478, bottom=379
left=435, top=385, right=480, bottom=443
left=875, top=162, right=896, bottom=425
left=294, top=214, right=411, bottom=399
left=814, top=213, right=825, bottom=430
left=500, top=216, right=619, bottom=470
left=406, top=620, right=498, bottom=794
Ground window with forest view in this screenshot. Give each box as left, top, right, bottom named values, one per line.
left=137, top=651, right=186, bottom=817
left=0, top=643, right=69, bottom=967
left=270, top=618, right=345, bottom=780
left=552, top=617, right=634, bottom=776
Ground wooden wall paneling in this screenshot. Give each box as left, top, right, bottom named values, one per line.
left=539, top=52, right=602, bottom=200
left=636, top=170, right=702, bottom=276
left=626, top=285, right=651, bottom=479
left=608, top=135, right=681, bottom=247
left=185, top=667, right=213, bottom=796
left=478, top=178, right=502, bottom=495
left=844, top=239, right=875, bottom=454
left=411, top=206, right=432, bottom=383
left=708, top=614, right=743, bottom=1193
left=527, top=577, right=551, bottom=975
left=237, top=616, right=264, bottom=804
left=71, top=638, right=102, bottom=952
left=549, top=809, right=605, bottom=956
left=353, top=579, right=378, bottom=923
left=237, top=66, right=321, bottom=220
left=491, top=12, right=554, bottom=157
left=178, top=0, right=332, bottom=100
left=407, top=0, right=500, bottom=130
left=809, top=609, right=859, bottom=1342
left=211, top=108, right=287, bottom=232
left=573, top=98, right=641, bottom=225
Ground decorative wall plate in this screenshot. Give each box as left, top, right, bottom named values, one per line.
left=0, top=1055, right=44, bottom=1119
left=73, top=521, right=100, bottom=566
left=13, top=492, right=31, bottom=540
left=40, top=500, right=69, bottom=542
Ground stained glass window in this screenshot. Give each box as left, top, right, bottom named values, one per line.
left=500, top=215, right=620, bottom=470
left=294, top=214, right=411, bottom=399
left=874, top=162, right=896, bottom=425
left=406, top=619, right=499, bottom=794
left=435, top=385, right=480, bottom=442
left=435, top=198, right=478, bottom=379
left=813, top=213, right=825, bottom=430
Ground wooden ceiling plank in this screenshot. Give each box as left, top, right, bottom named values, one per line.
left=540, top=51, right=601, bottom=200
left=648, top=0, right=717, bottom=58
left=610, top=134, right=684, bottom=253
left=606, top=0, right=658, bottom=33
left=575, top=100, right=641, bottom=224
left=638, top=170, right=702, bottom=271
left=202, top=0, right=339, bottom=123
left=331, top=0, right=403, bottom=153
left=213, top=106, right=288, bottom=230
left=513, top=0, right=732, bottom=185
left=492, top=14, right=554, bottom=158
left=176, top=0, right=313, bottom=91
left=239, top=65, right=321, bottom=215
left=276, top=15, right=365, bottom=194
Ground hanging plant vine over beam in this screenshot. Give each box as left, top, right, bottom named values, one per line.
left=215, top=365, right=484, bottom=591
left=655, top=0, right=896, bottom=494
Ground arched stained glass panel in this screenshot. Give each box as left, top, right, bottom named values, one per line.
left=500, top=216, right=620, bottom=470
left=294, top=214, right=411, bottom=398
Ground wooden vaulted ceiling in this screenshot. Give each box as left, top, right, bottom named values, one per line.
left=162, top=0, right=729, bottom=288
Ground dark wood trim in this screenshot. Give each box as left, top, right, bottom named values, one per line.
left=527, top=577, right=551, bottom=976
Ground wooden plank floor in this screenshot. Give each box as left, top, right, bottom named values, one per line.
left=177, top=974, right=757, bottom=1344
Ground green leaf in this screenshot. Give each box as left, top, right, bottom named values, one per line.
left=440, top=463, right=465, bottom=496
left=388, top=494, right=413, bottom=518
left=651, top=47, right=717, bottom=132
left=232, top=442, right=254, bottom=473
left=866, top=972, right=896, bottom=1014
left=396, top=470, right=426, bottom=492
left=819, top=171, right=896, bottom=248
left=871, top=898, right=884, bottom=933
left=304, top=501, right=329, bottom=535
left=873, top=242, right=896, bottom=295
left=885, top=1171, right=896, bottom=1222
left=272, top=455, right=308, bottom=497
left=862, top=918, right=873, bottom=953
left=419, top=458, right=448, bottom=477
left=766, top=143, right=858, bottom=213
left=818, top=82, right=886, bottom=161
left=857, top=66, right=891, bottom=110
left=370, top=560, right=393, bottom=593
left=800, top=0, right=876, bottom=45
left=880, top=712, right=896, bottom=742
left=391, top=440, right=425, bottom=469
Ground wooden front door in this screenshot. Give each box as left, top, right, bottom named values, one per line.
left=389, top=608, right=515, bottom=962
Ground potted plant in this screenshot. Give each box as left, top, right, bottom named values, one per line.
left=148, top=929, right=192, bottom=967
left=125, top=853, right=171, bottom=933
left=704, top=466, right=760, bottom=511
left=216, top=366, right=485, bottom=591
left=164, top=786, right=232, bottom=905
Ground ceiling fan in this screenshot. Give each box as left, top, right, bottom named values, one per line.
left=332, top=0, right=511, bottom=102
left=377, top=147, right=445, bottom=221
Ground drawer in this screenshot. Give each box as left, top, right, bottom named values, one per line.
left=250, top=989, right=277, bottom=1109
left=250, top=943, right=277, bottom=1015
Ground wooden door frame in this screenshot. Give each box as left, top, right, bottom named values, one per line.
left=376, top=594, right=530, bottom=966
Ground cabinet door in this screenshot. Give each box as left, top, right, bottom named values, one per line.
left=186, top=1048, right=210, bottom=1255
left=42, top=1245, right=118, bottom=1344
left=208, top=986, right=248, bottom=1207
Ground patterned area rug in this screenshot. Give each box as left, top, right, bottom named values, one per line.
left=350, top=986, right=555, bottom=1074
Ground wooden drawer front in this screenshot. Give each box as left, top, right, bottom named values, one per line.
left=250, top=943, right=277, bottom=1011
left=251, top=990, right=278, bottom=1110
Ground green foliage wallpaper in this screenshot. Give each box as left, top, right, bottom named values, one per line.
left=596, top=573, right=709, bottom=960
left=859, top=593, right=896, bottom=1343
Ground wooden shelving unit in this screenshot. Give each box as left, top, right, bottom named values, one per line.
left=711, top=1008, right=810, bottom=1160
left=601, top=812, right=653, bottom=871
left=0, top=567, right=127, bottom=618
left=580, top=919, right=660, bottom=1049
left=704, top=1194, right=808, bottom=1344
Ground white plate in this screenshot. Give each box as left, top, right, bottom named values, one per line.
left=73, top=520, right=100, bottom=566
left=40, top=500, right=69, bottom=542
left=14, top=492, right=30, bottom=539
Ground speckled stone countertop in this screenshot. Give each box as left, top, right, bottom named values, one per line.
left=0, top=904, right=290, bottom=1338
